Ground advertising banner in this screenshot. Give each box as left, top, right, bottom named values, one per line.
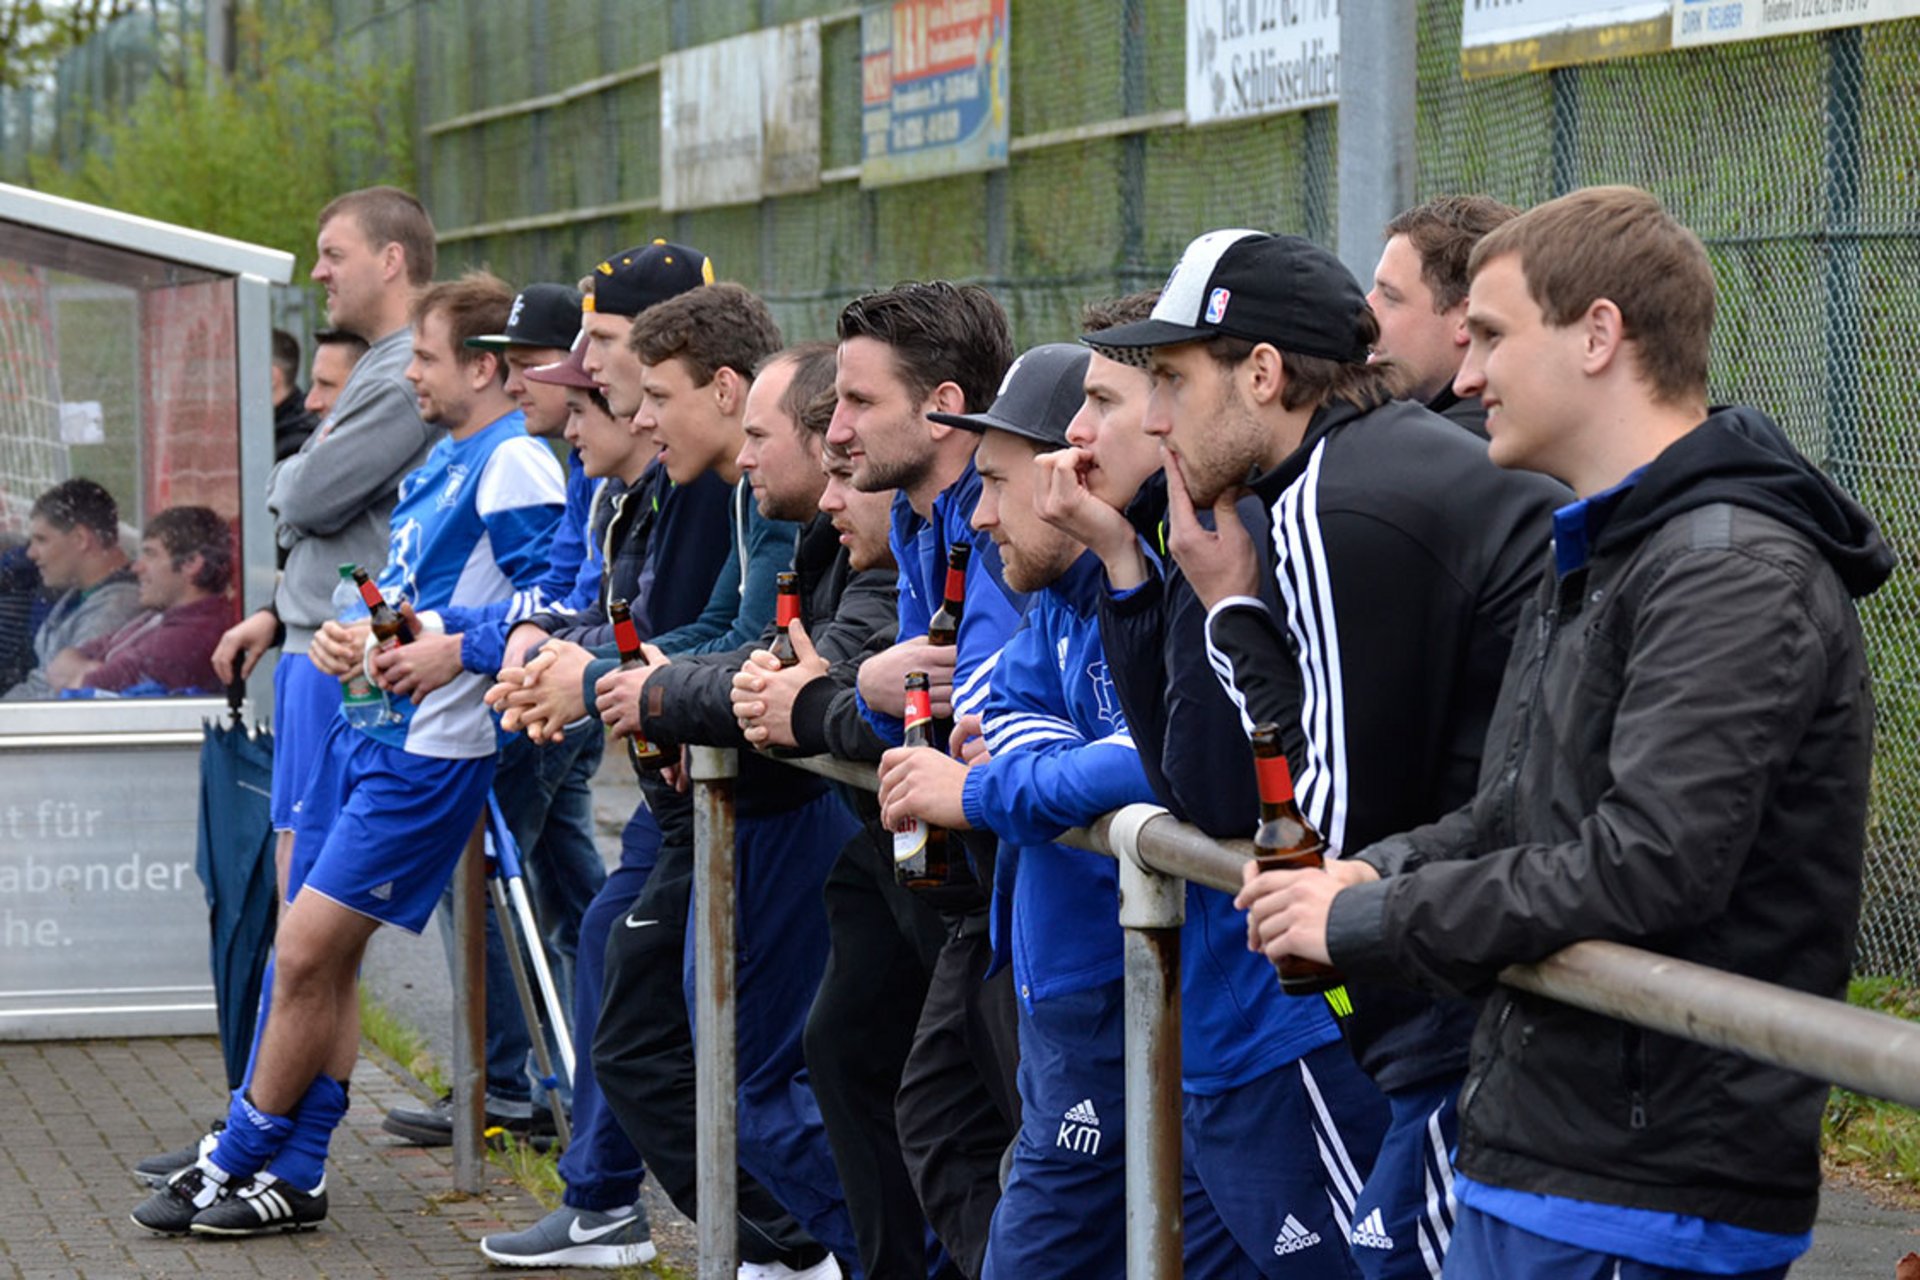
left=1186, top=0, right=1341, bottom=126
left=661, top=21, right=822, bottom=212
left=1460, top=0, right=1672, bottom=75
left=860, top=0, right=1010, bottom=189
left=1672, top=0, right=1920, bottom=47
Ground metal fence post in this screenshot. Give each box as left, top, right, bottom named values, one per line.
left=1108, top=804, right=1185, bottom=1280
left=1336, top=1, right=1417, bottom=285
left=690, top=746, right=740, bottom=1279
left=449, top=812, right=488, bottom=1194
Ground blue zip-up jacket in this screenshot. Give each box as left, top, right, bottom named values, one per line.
left=857, top=458, right=1029, bottom=744
left=439, top=449, right=604, bottom=674
left=1099, top=494, right=1344, bottom=1096
left=957, top=552, right=1143, bottom=1011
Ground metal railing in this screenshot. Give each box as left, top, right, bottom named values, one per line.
left=456, top=746, right=1920, bottom=1276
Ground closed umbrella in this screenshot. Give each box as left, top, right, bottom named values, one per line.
left=194, top=674, right=276, bottom=1090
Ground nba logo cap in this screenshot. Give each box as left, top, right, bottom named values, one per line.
left=1083, top=228, right=1370, bottom=368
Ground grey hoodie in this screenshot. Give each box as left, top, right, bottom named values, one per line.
left=267, top=327, right=434, bottom=653
left=2, top=567, right=143, bottom=701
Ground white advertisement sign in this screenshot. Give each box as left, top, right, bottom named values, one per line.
left=1461, top=0, right=1671, bottom=47
left=660, top=20, right=822, bottom=212
left=1673, top=0, right=1920, bottom=47
left=1186, top=0, right=1341, bottom=127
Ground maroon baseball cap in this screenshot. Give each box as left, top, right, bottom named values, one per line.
left=524, top=331, right=597, bottom=390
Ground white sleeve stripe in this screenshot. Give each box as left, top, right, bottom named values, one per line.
left=993, top=727, right=1081, bottom=755
left=982, top=714, right=1079, bottom=750
left=951, top=646, right=1003, bottom=708
left=1203, top=612, right=1259, bottom=740
left=1270, top=441, right=1348, bottom=851
left=476, top=436, right=568, bottom=516
left=983, top=712, right=1078, bottom=738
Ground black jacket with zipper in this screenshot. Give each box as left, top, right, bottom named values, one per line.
left=1204, top=395, right=1563, bottom=1091
left=1326, top=406, right=1893, bottom=1232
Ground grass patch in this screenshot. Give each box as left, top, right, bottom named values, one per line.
left=1822, top=976, right=1920, bottom=1194
left=358, top=986, right=448, bottom=1097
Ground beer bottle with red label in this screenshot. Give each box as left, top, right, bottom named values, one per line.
left=351, top=566, right=415, bottom=646
left=925, top=542, right=968, bottom=746
left=894, top=671, right=954, bottom=888
left=768, top=571, right=801, bottom=668
left=1251, top=722, right=1347, bottom=997
left=609, top=598, right=670, bottom=774
left=926, top=542, right=969, bottom=646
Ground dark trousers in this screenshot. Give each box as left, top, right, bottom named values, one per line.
left=895, top=906, right=1021, bottom=1280
left=556, top=806, right=658, bottom=1212
left=592, top=785, right=829, bottom=1271
left=804, top=824, right=951, bottom=1279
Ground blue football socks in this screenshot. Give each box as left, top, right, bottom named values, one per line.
left=264, top=1073, right=351, bottom=1193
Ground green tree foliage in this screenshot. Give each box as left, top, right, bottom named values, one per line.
left=0, top=0, right=143, bottom=91
left=31, top=7, right=414, bottom=268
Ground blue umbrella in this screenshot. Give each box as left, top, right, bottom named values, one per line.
left=195, top=676, right=276, bottom=1090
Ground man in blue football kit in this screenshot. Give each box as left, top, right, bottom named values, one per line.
left=133, top=272, right=565, bottom=1238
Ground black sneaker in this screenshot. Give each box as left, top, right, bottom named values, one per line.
left=190, top=1171, right=328, bottom=1236
left=130, top=1163, right=229, bottom=1235
left=382, top=1093, right=555, bottom=1146
left=133, top=1123, right=224, bottom=1188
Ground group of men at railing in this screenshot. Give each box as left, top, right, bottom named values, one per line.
left=125, top=177, right=1889, bottom=1280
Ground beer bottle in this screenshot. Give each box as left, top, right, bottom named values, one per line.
left=768, top=571, right=801, bottom=668
left=894, top=671, right=953, bottom=888
left=1251, top=722, right=1347, bottom=997
left=925, top=542, right=968, bottom=745
left=608, top=598, right=670, bottom=773
left=351, top=566, right=416, bottom=645
left=926, top=542, right=969, bottom=646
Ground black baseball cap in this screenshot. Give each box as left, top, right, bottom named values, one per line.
left=927, top=343, right=1090, bottom=449
left=465, top=283, right=583, bottom=351
left=1082, top=229, right=1370, bottom=368
left=584, top=240, right=714, bottom=318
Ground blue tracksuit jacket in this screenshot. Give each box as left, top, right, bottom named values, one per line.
left=957, top=552, right=1146, bottom=1011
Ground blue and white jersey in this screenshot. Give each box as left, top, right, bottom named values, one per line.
left=438, top=448, right=605, bottom=674
left=368, top=409, right=565, bottom=758
left=959, top=552, right=1146, bottom=1010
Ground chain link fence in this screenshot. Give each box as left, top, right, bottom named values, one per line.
left=16, top=0, right=1919, bottom=973
left=1416, top=0, right=1920, bottom=975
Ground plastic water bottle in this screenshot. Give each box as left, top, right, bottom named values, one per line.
left=334, top=564, right=391, bottom=729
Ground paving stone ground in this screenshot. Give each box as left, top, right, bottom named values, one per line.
left=0, top=1034, right=690, bottom=1279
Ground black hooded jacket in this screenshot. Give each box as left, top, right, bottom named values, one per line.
left=1326, top=405, right=1893, bottom=1232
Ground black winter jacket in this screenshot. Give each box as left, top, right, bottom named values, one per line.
left=637, top=511, right=897, bottom=818
left=1327, top=406, right=1893, bottom=1232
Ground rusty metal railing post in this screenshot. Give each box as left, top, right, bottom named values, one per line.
left=1109, top=804, right=1185, bottom=1279
left=449, top=812, right=488, bottom=1193
left=690, top=746, right=740, bottom=1279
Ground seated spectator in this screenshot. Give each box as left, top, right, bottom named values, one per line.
left=48, top=505, right=233, bottom=695
left=3, top=478, right=142, bottom=701
left=0, top=539, right=53, bottom=695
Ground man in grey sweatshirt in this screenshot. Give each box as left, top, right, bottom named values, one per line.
left=211, top=186, right=439, bottom=889
left=4, top=478, right=142, bottom=702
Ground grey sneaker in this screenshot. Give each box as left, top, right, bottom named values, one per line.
left=133, top=1123, right=223, bottom=1188
left=480, top=1203, right=657, bottom=1269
